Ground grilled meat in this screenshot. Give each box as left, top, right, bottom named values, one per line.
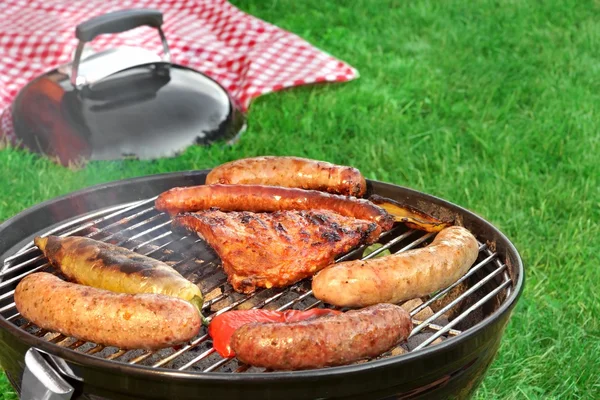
left=156, top=184, right=394, bottom=232
left=231, top=303, right=413, bottom=370
left=14, top=272, right=201, bottom=350
left=312, top=226, right=479, bottom=307
left=205, top=156, right=367, bottom=197
left=173, top=209, right=378, bottom=293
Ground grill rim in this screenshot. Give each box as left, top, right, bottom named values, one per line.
left=0, top=170, right=524, bottom=384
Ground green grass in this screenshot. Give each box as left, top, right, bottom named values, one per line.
left=1, top=0, right=600, bottom=398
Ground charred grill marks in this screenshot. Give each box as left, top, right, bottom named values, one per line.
left=173, top=209, right=378, bottom=293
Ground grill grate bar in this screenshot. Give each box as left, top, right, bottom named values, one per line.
left=85, top=206, right=157, bottom=239
left=412, top=320, right=461, bottom=336
left=413, top=278, right=512, bottom=351
left=0, top=289, right=15, bottom=302
left=104, top=214, right=167, bottom=243
left=106, top=350, right=128, bottom=360
left=275, top=289, right=316, bottom=312
left=144, top=236, right=189, bottom=258
left=0, top=262, right=50, bottom=290
left=115, top=220, right=172, bottom=246
left=363, top=230, right=417, bottom=260
left=128, top=351, right=153, bottom=365
left=178, top=349, right=216, bottom=371
left=1, top=200, right=157, bottom=277
left=333, top=225, right=407, bottom=264
left=203, top=357, right=230, bottom=373
left=0, top=255, right=44, bottom=278
left=131, top=231, right=173, bottom=252
left=409, top=248, right=495, bottom=318
left=397, top=231, right=436, bottom=252
left=6, top=313, right=19, bottom=322
left=0, top=301, right=17, bottom=314
left=68, top=340, right=87, bottom=350
left=86, top=345, right=105, bottom=355
left=2, top=200, right=153, bottom=267
left=50, top=335, right=68, bottom=344
left=151, top=334, right=209, bottom=368
left=409, top=263, right=508, bottom=338
left=202, top=289, right=235, bottom=310
left=163, top=240, right=205, bottom=270
left=497, top=258, right=513, bottom=299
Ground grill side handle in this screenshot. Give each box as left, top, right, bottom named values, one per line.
left=21, top=348, right=77, bottom=400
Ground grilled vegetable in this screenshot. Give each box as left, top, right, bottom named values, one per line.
left=34, top=236, right=203, bottom=312
left=369, top=195, right=452, bottom=233
left=209, top=308, right=342, bottom=357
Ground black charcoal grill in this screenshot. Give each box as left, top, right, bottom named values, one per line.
left=0, top=171, right=524, bottom=400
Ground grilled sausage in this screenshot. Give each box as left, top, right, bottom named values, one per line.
left=14, top=273, right=201, bottom=349
left=205, top=156, right=368, bottom=197
left=34, top=236, right=203, bottom=311
left=155, top=184, right=394, bottom=231
left=312, top=226, right=479, bottom=307
left=230, top=303, right=412, bottom=370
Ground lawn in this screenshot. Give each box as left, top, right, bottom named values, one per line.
left=1, top=0, right=599, bottom=398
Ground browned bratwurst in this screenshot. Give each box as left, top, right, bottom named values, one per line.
left=14, top=273, right=201, bottom=349
left=156, top=184, right=394, bottom=231
left=230, top=303, right=412, bottom=370
left=205, top=156, right=368, bottom=197
left=312, top=226, right=479, bottom=308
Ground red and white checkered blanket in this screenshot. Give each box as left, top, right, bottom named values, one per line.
left=0, top=0, right=358, bottom=142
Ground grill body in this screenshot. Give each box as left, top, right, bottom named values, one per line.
left=0, top=171, right=524, bottom=400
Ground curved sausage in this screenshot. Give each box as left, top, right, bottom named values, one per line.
left=312, top=226, right=479, bottom=308
left=34, top=236, right=203, bottom=311
left=230, top=303, right=412, bottom=370
left=205, top=156, right=367, bottom=197
left=14, top=273, right=201, bottom=350
left=156, top=184, right=394, bottom=231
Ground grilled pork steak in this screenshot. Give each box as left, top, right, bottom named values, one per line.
left=173, top=209, right=378, bottom=293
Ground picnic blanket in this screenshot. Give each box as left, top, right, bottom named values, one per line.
left=0, top=0, right=358, bottom=142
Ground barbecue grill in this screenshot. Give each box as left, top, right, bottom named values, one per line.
left=0, top=171, right=524, bottom=400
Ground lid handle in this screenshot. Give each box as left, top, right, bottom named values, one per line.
left=71, top=9, right=171, bottom=88
left=75, top=9, right=163, bottom=43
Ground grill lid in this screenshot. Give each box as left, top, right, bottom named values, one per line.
left=6, top=9, right=246, bottom=166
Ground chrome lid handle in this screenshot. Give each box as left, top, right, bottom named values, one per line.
left=70, top=9, right=171, bottom=88
left=21, top=349, right=74, bottom=400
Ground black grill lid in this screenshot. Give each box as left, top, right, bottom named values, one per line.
left=6, top=9, right=246, bottom=166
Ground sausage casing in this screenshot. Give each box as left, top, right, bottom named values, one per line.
left=205, top=156, right=367, bottom=197
left=230, top=303, right=412, bottom=370
left=155, top=184, right=394, bottom=231
left=34, top=236, right=203, bottom=311
left=14, top=273, right=201, bottom=349
left=312, top=226, right=479, bottom=307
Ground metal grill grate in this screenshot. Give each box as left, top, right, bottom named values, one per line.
left=0, top=197, right=512, bottom=373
